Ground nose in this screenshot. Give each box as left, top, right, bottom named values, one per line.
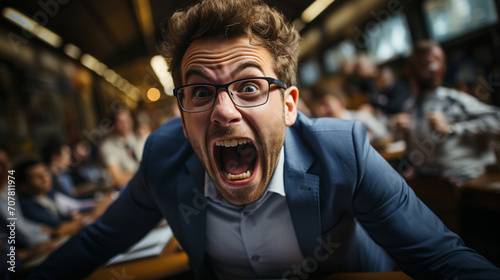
left=210, top=90, right=242, bottom=126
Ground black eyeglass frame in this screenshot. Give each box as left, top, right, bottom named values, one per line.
left=173, top=77, right=287, bottom=113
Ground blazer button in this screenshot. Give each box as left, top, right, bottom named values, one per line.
left=251, top=255, right=260, bottom=262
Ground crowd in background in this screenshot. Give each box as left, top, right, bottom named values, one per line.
left=0, top=106, right=179, bottom=276
left=2, top=38, right=500, bottom=276
left=304, top=40, right=500, bottom=184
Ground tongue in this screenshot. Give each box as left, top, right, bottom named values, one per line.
left=221, top=145, right=255, bottom=175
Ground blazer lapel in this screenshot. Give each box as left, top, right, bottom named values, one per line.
left=176, top=153, right=207, bottom=272
left=284, top=125, right=321, bottom=259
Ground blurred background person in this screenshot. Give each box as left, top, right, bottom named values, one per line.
left=311, top=80, right=392, bottom=146
left=397, top=40, right=500, bottom=182
left=0, top=148, right=56, bottom=260
left=344, top=54, right=413, bottom=118
left=100, top=109, right=145, bottom=189
left=17, top=159, right=113, bottom=237
left=43, top=140, right=87, bottom=198
left=70, top=139, right=110, bottom=187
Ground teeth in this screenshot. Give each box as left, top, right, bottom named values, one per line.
left=224, top=170, right=251, bottom=180
left=216, top=138, right=250, bottom=147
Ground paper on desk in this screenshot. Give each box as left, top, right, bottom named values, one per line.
left=488, top=181, right=500, bottom=190
left=383, top=140, right=406, bottom=153
left=106, top=225, right=173, bottom=265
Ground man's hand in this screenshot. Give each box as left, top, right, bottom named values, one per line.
left=426, top=112, right=449, bottom=134
left=395, top=113, right=412, bottom=132
left=18, top=240, right=57, bottom=261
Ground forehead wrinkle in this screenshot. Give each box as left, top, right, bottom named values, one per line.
left=230, top=61, right=266, bottom=80
left=181, top=44, right=270, bottom=83
left=183, top=43, right=264, bottom=63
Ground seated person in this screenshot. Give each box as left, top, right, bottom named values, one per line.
left=0, top=149, right=56, bottom=275
left=0, top=147, right=55, bottom=249
left=311, top=84, right=392, bottom=146
left=346, top=54, right=412, bottom=116
left=100, top=109, right=145, bottom=188
left=28, top=1, right=500, bottom=279
left=0, top=219, right=56, bottom=269
left=43, top=140, right=96, bottom=198
left=17, top=159, right=113, bottom=237
left=396, top=40, right=500, bottom=181
left=71, top=140, right=108, bottom=186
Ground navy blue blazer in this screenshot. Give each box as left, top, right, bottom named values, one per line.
left=29, top=113, right=500, bottom=279
left=18, top=190, right=63, bottom=227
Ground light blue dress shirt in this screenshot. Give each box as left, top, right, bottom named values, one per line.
left=204, top=147, right=304, bottom=279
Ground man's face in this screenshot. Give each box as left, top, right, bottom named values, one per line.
left=115, top=110, right=134, bottom=137
left=412, top=46, right=446, bottom=90
left=25, top=163, right=52, bottom=195
left=53, top=145, right=72, bottom=172
left=179, top=36, right=298, bottom=205
left=314, top=95, right=345, bottom=119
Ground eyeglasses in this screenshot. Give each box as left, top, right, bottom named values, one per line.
left=173, top=77, right=286, bottom=113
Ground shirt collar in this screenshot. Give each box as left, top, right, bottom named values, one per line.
left=204, top=146, right=286, bottom=202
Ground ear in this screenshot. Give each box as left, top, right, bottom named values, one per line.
left=284, top=86, right=299, bottom=126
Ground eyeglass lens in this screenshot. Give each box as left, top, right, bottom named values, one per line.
left=178, top=78, right=270, bottom=112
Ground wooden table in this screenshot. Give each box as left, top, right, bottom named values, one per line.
left=377, top=140, right=406, bottom=161
left=458, top=172, right=500, bottom=267
left=86, top=237, right=190, bottom=280
left=460, top=173, right=500, bottom=211
left=324, top=271, right=412, bottom=279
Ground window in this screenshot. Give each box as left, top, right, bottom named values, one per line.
left=364, top=13, right=413, bottom=63
left=323, top=41, right=356, bottom=74
left=299, top=60, right=321, bottom=87
left=423, top=0, right=498, bottom=42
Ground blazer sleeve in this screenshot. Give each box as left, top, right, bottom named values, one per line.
left=27, top=138, right=164, bottom=280
left=350, top=122, right=500, bottom=279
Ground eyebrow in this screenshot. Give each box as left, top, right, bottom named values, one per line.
left=230, top=61, right=265, bottom=80
left=183, top=61, right=265, bottom=85
left=184, top=68, right=211, bottom=84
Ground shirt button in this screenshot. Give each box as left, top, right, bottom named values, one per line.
left=243, top=211, right=249, bottom=216
left=251, top=255, right=260, bottom=262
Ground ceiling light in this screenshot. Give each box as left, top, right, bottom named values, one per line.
left=293, top=18, right=306, bottom=32
left=80, top=53, right=108, bottom=75
left=2, top=7, right=62, bottom=48
left=64, top=43, right=81, bottom=59
left=151, top=55, right=175, bottom=95
left=301, top=0, right=336, bottom=23
left=2, top=7, right=36, bottom=32
left=80, top=53, right=100, bottom=71
left=36, top=26, right=62, bottom=48
left=103, top=69, right=119, bottom=84
left=147, top=88, right=161, bottom=102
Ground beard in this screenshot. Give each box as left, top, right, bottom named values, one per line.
left=184, top=113, right=286, bottom=205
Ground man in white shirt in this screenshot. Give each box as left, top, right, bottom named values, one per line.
left=100, top=109, right=145, bottom=188
left=397, top=40, right=500, bottom=181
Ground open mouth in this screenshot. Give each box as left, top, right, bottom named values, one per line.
left=214, top=138, right=257, bottom=181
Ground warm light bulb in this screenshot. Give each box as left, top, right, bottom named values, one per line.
left=147, top=88, right=161, bottom=102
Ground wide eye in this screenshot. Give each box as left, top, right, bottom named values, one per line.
left=236, top=81, right=261, bottom=94
left=191, top=86, right=213, bottom=98
left=241, top=84, right=258, bottom=93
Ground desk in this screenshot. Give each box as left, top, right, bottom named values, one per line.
left=459, top=173, right=500, bottom=267
left=460, top=173, right=500, bottom=211
left=86, top=237, right=190, bottom=280
left=377, top=140, right=406, bottom=162
left=324, top=271, right=412, bottom=280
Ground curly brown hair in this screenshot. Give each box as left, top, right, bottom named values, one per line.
left=159, top=0, right=300, bottom=88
